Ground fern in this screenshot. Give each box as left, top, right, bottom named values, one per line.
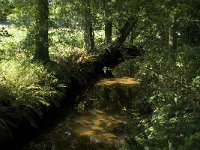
left=0, top=48, right=93, bottom=144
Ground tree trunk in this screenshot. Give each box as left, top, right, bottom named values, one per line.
left=168, top=13, right=178, bottom=61
left=169, top=13, right=177, bottom=51
left=114, top=17, right=136, bottom=47
left=34, top=0, right=50, bottom=62
left=83, top=0, right=95, bottom=53
left=94, top=16, right=141, bottom=72
left=128, top=30, right=134, bottom=46
left=104, top=0, right=112, bottom=45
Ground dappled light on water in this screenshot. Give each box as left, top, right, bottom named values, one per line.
left=22, top=77, right=140, bottom=150
left=71, top=109, right=126, bottom=148
left=98, top=77, right=139, bottom=86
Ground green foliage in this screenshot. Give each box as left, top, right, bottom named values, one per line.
left=0, top=46, right=94, bottom=144
left=0, top=25, right=27, bottom=60
left=0, top=0, right=14, bottom=21
left=0, top=0, right=199, bottom=147
left=52, top=47, right=94, bottom=86
left=113, top=58, right=141, bottom=78
left=123, top=46, right=200, bottom=149
left=49, top=28, right=84, bottom=49
left=0, top=59, right=64, bottom=143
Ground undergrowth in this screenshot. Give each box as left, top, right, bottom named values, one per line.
left=119, top=46, right=200, bottom=149
left=0, top=50, right=95, bottom=144
left=0, top=59, right=63, bottom=142
left=0, top=23, right=97, bottom=145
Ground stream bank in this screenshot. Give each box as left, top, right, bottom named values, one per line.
left=21, top=77, right=139, bottom=150
left=0, top=45, right=142, bottom=150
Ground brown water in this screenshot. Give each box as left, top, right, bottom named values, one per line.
left=23, top=77, right=139, bottom=150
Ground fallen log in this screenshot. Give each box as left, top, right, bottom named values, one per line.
left=93, top=16, right=143, bottom=73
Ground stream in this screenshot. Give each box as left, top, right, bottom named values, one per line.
left=22, top=77, right=139, bottom=150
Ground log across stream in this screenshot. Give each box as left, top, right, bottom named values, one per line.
left=21, top=77, right=139, bottom=150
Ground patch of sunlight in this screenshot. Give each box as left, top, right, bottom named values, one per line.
left=91, top=126, right=103, bottom=131
left=79, top=130, right=95, bottom=137
left=98, top=77, right=139, bottom=86
left=94, top=119, right=103, bottom=126
left=71, top=109, right=126, bottom=148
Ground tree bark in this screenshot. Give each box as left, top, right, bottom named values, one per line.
left=128, top=30, right=134, bottom=46
left=169, top=13, right=177, bottom=51
left=93, top=16, right=141, bottom=73
left=104, top=0, right=112, bottom=45
left=34, top=0, right=50, bottom=62
left=83, top=0, right=95, bottom=53
left=114, top=17, right=136, bottom=47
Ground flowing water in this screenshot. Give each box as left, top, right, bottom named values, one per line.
left=22, top=77, right=139, bottom=150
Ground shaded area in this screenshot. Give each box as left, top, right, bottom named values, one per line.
left=22, top=77, right=139, bottom=150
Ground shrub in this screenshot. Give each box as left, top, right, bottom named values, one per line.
left=124, top=46, right=200, bottom=149
left=0, top=59, right=63, bottom=143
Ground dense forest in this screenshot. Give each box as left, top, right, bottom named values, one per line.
left=0, top=0, right=200, bottom=149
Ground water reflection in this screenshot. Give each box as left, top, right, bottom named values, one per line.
left=98, top=77, right=138, bottom=86
left=85, top=77, right=139, bottom=112
left=71, top=109, right=126, bottom=149
left=23, top=77, right=139, bottom=150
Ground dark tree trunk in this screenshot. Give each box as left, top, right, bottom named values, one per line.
left=93, top=16, right=141, bottom=73
left=169, top=13, right=177, bottom=51
left=168, top=13, right=178, bottom=61
left=114, top=17, right=136, bottom=47
left=34, top=0, right=50, bottom=62
left=104, top=0, right=112, bottom=45
left=128, top=30, right=134, bottom=46
left=83, top=0, right=95, bottom=53
left=105, top=19, right=112, bottom=45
